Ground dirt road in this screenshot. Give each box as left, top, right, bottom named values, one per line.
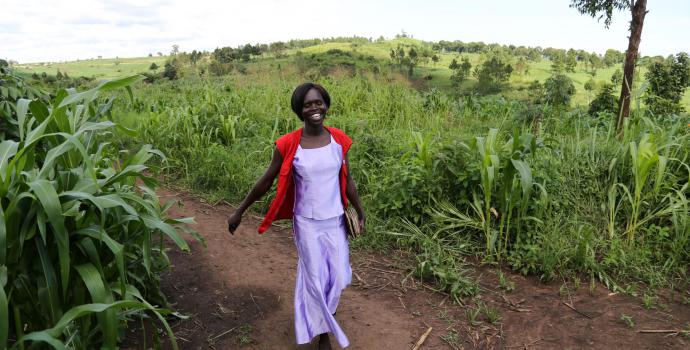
left=125, top=188, right=690, bottom=349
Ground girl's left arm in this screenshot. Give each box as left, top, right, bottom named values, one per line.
left=344, top=153, right=366, bottom=231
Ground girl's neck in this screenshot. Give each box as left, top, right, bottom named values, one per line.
left=303, top=123, right=325, bottom=137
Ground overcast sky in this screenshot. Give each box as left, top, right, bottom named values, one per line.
left=2, top=0, right=689, bottom=63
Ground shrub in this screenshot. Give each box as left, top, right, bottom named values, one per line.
left=543, top=74, right=575, bottom=108
left=644, top=52, right=690, bottom=115
left=589, top=83, right=618, bottom=115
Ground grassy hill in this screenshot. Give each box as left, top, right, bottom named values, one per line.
left=14, top=56, right=167, bottom=79
left=12, top=38, right=690, bottom=108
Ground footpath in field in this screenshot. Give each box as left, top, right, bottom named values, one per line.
left=126, top=187, right=690, bottom=349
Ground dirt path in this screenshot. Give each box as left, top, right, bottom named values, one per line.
left=125, top=188, right=690, bottom=349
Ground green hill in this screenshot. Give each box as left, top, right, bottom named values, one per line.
left=12, top=38, right=690, bottom=108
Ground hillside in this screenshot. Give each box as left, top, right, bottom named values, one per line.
left=13, top=37, right=690, bottom=108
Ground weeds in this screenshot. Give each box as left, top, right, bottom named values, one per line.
left=620, top=314, right=635, bottom=328
left=498, top=271, right=516, bottom=292
left=481, top=302, right=502, bottom=325
left=465, top=305, right=482, bottom=326
left=642, top=293, right=657, bottom=309
left=234, top=325, right=253, bottom=345
left=111, top=59, right=690, bottom=298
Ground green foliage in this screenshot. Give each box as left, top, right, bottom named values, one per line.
left=644, top=52, right=690, bottom=115
left=213, top=44, right=262, bottom=64
left=449, top=57, right=472, bottom=87
left=543, top=74, right=576, bottom=108
left=163, top=59, right=180, bottom=80
left=565, top=49, right=578, bottom=73
left=389, top=44, right=422, bottom=76
left=550, top=50, right=566, bottom=73
left=0, top=69, right=50, bottom=140
left=498, top=271, right=516, bottom=292
left=1, top=74, right=201, bottom=349
left=611, top=68, right=623, bottom=85
left=110, top=55, right=690, bottom=299
left=589, top=83, right=618, bottom=115
left=389, top=219, right=479, bottom=301
left=620, top=314, right=635, bottom=328
left=569, top=0, right=631, bottom=28
left=473, top=57, right=513, bottom=94
left=603, top=49, right=625, bottom=67
left=294, top=50, right=380, bottom=77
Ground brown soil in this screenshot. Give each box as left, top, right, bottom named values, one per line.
left=124, top=187, right=690, bottom=349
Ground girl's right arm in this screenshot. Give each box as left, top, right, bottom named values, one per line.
left=227, top=147, right=283, bottom=234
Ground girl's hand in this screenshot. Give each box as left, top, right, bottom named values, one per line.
left=227, top=211, right=242, bottom=234
left=358, top=213, right=366, bottom=234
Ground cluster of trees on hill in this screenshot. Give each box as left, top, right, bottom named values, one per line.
left=152, top=36, right=380, bottom=79
left=389, top=44, right=438, bottom=77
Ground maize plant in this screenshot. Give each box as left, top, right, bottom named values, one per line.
left=468, top=128, right=542, bottom=260
left=0, top=73, right=201, bottom=349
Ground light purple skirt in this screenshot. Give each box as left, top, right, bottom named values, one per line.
left=293, top=214, right=352, bottom=348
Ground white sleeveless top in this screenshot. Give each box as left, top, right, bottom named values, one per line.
left=292, top=135, right=345, bottom=220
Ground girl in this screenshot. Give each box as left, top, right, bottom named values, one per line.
left=227, top=82, right=365, bottom=349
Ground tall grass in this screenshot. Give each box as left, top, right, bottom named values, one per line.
left=113, top=65, right=689, bottom=292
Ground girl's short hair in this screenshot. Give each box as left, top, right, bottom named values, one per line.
left=290, top=82, right=331, bottom=120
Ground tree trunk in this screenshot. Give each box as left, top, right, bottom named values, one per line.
left=616, top=0, right=647, bottom=134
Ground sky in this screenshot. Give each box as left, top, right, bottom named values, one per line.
left=2, top=0, right=689, bottom=63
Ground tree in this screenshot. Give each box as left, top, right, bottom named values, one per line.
left=515, top=57, right=529, bottom=75
left=543, top=74, right=576, bottom=108
left=588, top=52, right=602, bottom=76
left=190, top=50, right=201, bottom=65
left=390, top=44, right=405, bottom=65
left=551, top=51, right=565, bottom=73
left=565, top=49, right=578, bottom=73
left=449, top=58, right=459, bottom=71
left=431, top=54, right=440, bottom=66
left=460, top=57, right=472, bottom=78
left=406, top=47, right=419, bottom=76
left=389, top=45, right=420, bottom=76
left=584, top=78, right=596, bottom=102
left=610, top=68, right=623, bottom=85
left=163, top=59, right=179, bottom=80
left=171, top=44, right=180, bottom=56
left=589, top=83, right=618, bottom=115
left=570, top=0, right=648, bottom=133
left=269, top=41, right=287, bottom=58
left=473, top=57, right=513, bottom=94
left=603, top=48, right=623, bottom=67
left=449, top=56, right=472, bottom=86
left=149, top=62, right=159, bottom=72
left=644, top=52, right=690, bottom=115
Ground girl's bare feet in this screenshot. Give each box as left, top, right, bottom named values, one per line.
left=317, top=333, right=332, bottom=350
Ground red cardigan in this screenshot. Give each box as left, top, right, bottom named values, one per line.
left=258, top=126, right=353, bottom=234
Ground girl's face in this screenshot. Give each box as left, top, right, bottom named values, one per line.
left=301, top=88, right=328, bottom=126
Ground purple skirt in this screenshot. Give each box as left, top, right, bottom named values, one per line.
left=293, top=214, right=352, bottom=348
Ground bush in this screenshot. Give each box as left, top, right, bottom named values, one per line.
left=473, top=57, right=513, bottom=94
left=163, top=58, right=180, bottom=80
left=543, top=73, right=575, bottom=108
left=644, top=52, right=690, bottom=115
left=589, top=84, right=618, bottom=115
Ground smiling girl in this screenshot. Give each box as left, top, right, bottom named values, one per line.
left=227, top=82, right=365, bottom=349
